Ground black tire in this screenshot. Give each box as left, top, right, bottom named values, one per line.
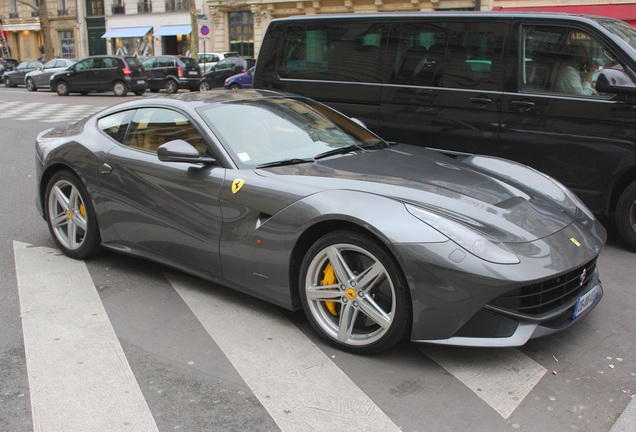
left=26, top=78, right=37, bottom=91
left=165, top=79, right=178, bottom=94
left=229, top=83, right=241, bottom=90
left=5, top=76, right=15, bottom=87
left=133, top=89, right=146, bottom=96
left=45, top=170, right=101, bottom=259
left=199, top=80, right=210, bottom=92
left=112, top=80, right=128, bottom=96
left=55, top=81, right=70, bottom=96
left=615, top=181, right=636, bottom=251
left=299, top=230, right=411, bottom=354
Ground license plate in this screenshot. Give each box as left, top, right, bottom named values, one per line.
left=137, top=80, right=145, bottom=84
left=573, top=285, right=598, bottom=319
left=188, top=71, right=198, bottom=76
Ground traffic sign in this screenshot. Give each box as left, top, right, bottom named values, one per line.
left=197, top=19, right=212, bottom=41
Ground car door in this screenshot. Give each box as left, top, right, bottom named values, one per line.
left=500, top=22, right=636, bottom=215
left=67, top=57, right=101, bottom=91
left=142, top=57, right=158, bottom=89
left=96, top=107, right=225, bottom=274
left=379, top=19, right=507, bottom=155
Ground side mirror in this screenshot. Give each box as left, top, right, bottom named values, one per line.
left=595, top=69, right=636, bottom=95
left=157, top=140, right=216, bottom=165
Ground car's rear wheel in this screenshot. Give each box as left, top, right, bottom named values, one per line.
left=165, top=79, right=178, bottom=94
left=45, top=170, right=101, bottom=259
left=4, top=76, right=15, bottom=87
left=26, top=77, right=37, bottom=91
left=199, top=80, right=211, bottom=92
left=299, top=230, right=411, bottom=354
left=55, top=81, right=70, bottom=96
left=229, top=83, right=241, bottom=90
left=112, top=80, right=128, bottom=96
left=616, top=181, right=636, bottom=252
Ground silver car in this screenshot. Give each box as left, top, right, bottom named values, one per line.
left=25, top=58, right=76, bottom=91
left=34, top=90, right=606, bottom=354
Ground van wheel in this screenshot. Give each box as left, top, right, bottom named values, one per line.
left=616, top=181, right=636, bottom=252
left=165, top=79, right=178, bottom=94
left=112, top=81, right=128, bottom=96
left=56, top=81, right=70, bottom=96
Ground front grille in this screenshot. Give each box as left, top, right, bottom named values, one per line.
left=488, top=258, right=597, bottom=316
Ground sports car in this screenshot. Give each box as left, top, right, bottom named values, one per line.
left=35, top=90, right=606, bottom=354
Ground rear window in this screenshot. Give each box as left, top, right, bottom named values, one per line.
left=180, top=57, right=199, bottom=68
left=125, top=57, right=143, bottom=67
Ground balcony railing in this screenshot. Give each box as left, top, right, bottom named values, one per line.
left=112, top=5, right=125, bottom=14
left=57, top=9, right=68, bottom=16
left=165, top=0, right=189, bottom=12
left=137, top=2, right=152, bottom=13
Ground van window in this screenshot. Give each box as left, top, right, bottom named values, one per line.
left=279, top=22, right=387, bottom=83
left=520, top=26, right=622, bottom=98
left=388, top=22, right=505, bottom=90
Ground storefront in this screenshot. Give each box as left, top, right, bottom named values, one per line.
left=101, top=26, right=153, bottom=57
left=154, top=25, right=192, bottom=55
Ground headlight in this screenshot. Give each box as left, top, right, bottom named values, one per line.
left=406, top=204, right=520, bottom=264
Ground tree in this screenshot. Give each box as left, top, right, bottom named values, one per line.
left=188, top=0, right=199, bottom=58
left=18, top=0, right=54, bottom=61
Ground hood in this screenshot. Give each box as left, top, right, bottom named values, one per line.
left=258, top=145, right=574, bottom=243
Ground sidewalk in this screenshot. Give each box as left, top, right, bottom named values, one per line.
left=611, top=396, right=636, bottom=432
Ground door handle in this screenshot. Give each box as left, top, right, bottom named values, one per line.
left=469, top=96, right=493, bottom=106
left=510, top=100, right=536, bottom=111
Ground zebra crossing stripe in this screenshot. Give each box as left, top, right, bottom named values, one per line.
left=168, top=272, right=403, bottom=432
left=13, top=242, right=158, bottom=432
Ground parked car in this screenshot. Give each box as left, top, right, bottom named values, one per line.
left=224, top=66, right=254, bottom=90
left=199, top=57, right=255, bottom=91
left=35, top=90, right=606, bottom=354
left=50, top=55, right=147, bottom=96
left=198, top=51, right=239, bottom=73
left=254, top=12, right=636, bottom=251
left=0, top=58, right=19, bottom=80
left=142, top=55, right=201, bottom=94
left=3, top=60, right=44, bottom=87
left=25, top=58, right=77, bottom=91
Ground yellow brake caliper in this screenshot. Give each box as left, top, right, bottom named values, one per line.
left=322, top=263, right=338, bottom=316
left=79, top=203, right=86, bottom=219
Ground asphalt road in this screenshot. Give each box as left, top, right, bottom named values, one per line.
left=0, top=86, right=635, bottom=432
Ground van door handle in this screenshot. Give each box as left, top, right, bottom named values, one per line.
left=510, top=100, right=536, bottom=111
left=469, top=96, right=492, bottom=106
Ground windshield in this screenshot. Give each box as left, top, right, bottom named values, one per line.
left=601, top=18, right=636, bottom=52
left=197, top=97, right=385, bottom=167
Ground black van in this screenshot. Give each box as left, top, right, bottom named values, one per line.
left=254, top=12, right=636, bottom=251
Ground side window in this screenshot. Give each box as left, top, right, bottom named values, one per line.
left=389, top=21, right=505, bottom=90
left=279, top=21, right=387, bottom=83
left=520, top=26, right=621, bottom=98
left=102, top=58, right=118, bottom=68
left=142, top=58, right=155, bottom=69
left=97, top=111, right=133, bottom=144
left=126, top=108, right=207, bottom=155
left=157, top=57, right=174, bottom=68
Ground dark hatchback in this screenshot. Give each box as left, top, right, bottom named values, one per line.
left=199, top=57, right=255, bottom=91
left=142, top=55, right=201, bottom=94
left=50, top=55, right=147, bottom=96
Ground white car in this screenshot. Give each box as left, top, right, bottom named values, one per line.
left=197, top=51, right=239, bottom=73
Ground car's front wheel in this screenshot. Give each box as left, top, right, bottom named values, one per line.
left=165, top=79, right=178, bottom=94
left=45, top=170, right=101, bottom=259
left=199, top=80, right=211, bottom=92
left=112, top=80, right=128, bottom=96
left=616, top=181, right=636, bottom=252
left=26, top=77, right=37, bottom=91
left=229, top=83, right=241, bottom=90
left=55, top=81, right=70, bottom=96
left=299, top=230, right=411, bottom=354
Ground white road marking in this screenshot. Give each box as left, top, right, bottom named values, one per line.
left=168, top=272, right=402, bottom=432
left=13, top=242, right=158, bottom=432
left=423, top=346, right=547, bottom=419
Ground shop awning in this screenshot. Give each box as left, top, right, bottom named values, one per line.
left=101, top=26, right=152, bottom=39
left=154, top=25, right=192, bottom=36
left=492, top=4, right=636, bottom=26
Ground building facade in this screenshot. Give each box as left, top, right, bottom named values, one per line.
left=1, top=0, right=635, bottom=61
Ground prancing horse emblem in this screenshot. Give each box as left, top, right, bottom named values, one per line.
left=579, top=268, right=587, bottom=286
left=232, top=178, right=245, bottom=194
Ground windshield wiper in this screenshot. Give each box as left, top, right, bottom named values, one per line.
left=314, top=144, right=367, bottom=160
left=256, top=158, right=313, bottom=169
